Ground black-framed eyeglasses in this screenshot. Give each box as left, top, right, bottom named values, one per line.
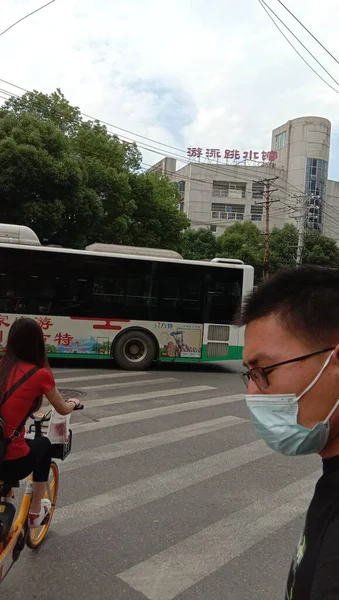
left=241, top=347, right=335, bottom=391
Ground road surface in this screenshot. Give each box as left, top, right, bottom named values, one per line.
left=2, top=360, right=319, bottom=599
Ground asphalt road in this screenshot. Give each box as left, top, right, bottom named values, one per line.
left=2, top=360, right=320, bottom=599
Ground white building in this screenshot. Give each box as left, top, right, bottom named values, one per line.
left=148, top=116, right=339, bottom=240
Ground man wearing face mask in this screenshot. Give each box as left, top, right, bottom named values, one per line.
left=240, top=265, right=339, bottom=600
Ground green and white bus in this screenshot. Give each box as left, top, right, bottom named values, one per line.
left=0, top=224, right=254, bottom=370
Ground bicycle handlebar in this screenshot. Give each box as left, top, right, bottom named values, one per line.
left=30, top=402, right=84, bottom=423
left=28, top=403, right=84, bottom=439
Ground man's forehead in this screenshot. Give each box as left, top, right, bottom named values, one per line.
left=243, top=315, right=292, bottom=365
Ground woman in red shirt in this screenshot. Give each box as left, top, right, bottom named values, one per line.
left=0, top=317, right=81, bottom=528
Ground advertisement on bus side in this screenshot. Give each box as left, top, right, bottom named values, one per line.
left=0, top=314, right=203, bottom=358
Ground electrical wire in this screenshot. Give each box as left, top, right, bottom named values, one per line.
left=0, top=78, right=186, bottom=155
left=1, top=81, right=338, bottom=243
left=0, top=78, right=312, bottom=201
left=0, top=83, right=330, bottom=211
left=258, top=0, right=339, bottom=95
left=276, top=0, right=339, bottom=67
left=260, top=0, right=339, bottom=88
left=0, top=79, right=332, bottom=222
left=0, top=0, right=56, bottom=37
left=0, top=76, right=322, bottom=203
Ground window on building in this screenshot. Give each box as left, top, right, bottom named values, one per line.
left=252, top=181, right=264, bottom=199
left=305, top=158, right=328, bottom=233
left=211, top=203, right=226, bottom=212
left=210, top=225, right=217, bottom=233
left=250, top=205, right=264, bottom=222
left=275, top=131, right=286, bottom=150
left=211, top=203, right=245, bottom=221
left=212, top=181, right=246, bottom=199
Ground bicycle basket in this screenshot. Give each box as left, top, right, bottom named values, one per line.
left=50, top=429, right=72, bottom=461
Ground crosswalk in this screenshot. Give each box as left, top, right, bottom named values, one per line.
left=7, top=365, right=321, bottom=600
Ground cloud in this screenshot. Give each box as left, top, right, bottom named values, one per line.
left=2, top=0, right=339, bottom=176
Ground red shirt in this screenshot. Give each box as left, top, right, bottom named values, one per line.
left=1, top=363, right=55, bottom=461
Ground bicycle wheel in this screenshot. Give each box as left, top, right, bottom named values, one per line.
left=26, top=461, right=59, bottom=549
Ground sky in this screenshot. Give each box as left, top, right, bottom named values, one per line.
left=1, top=0, right=339, bottom=178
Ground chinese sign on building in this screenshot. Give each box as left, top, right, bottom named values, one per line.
left=187, top=148, right=278, bottom=162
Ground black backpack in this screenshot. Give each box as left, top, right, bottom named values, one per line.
left=0, top=367, right=40, bottom=466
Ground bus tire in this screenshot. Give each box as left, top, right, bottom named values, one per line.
left=113, top=330, right=157, bottom=370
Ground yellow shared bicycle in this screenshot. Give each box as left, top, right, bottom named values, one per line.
left=0, top=406, right=83, bottom=583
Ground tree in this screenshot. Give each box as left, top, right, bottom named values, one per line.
left=126, top=173, right=190, bottom=250
left=218, top=221, right=264, bottom=263
left=269, top=224, right=298, bottom=272
left=216, top=221, right=339, bottom=279
left=180, top=228, right=219, bottom=260
left=0, top=112, right=103, bottom=247
left=0, top=89, right=188, bottom=249
left=1, top=88, right=82, bottom=136
left=269, top=224, right=339, bottom=271
left=303, top=230, right=339, bottom=266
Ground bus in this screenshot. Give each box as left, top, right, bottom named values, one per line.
left=0, top=224, right=254, bottom=370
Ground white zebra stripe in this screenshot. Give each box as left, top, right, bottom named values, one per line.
left=72, top=392, right=242, bottom=433
left=53, top=439, right=274, bottom=536
left=60, top=415, right=247, bottom=472
left=118, top=472, right=319, bottom=600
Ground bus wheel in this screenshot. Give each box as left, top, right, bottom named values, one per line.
left=113, top=330, right=157, bottom=370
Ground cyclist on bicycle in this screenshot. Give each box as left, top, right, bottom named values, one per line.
left=0, top=317, right=81, bottom=528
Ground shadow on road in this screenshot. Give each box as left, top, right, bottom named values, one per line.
left=49, top=357, right=243, bottom=375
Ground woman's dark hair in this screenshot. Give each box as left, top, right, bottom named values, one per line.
left=0, top=317, right=48, bottom=406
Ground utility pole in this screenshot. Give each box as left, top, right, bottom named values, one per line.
left=296, top=195, right=307, bottom=265
left=256, top=177, right=279, bottom=280
left=296, top=193, right=320, bottom=265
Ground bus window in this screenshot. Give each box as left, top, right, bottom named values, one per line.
left=93, top=261, right=156, bottom=320
left=27, top=274, right=57, bottom=315
left=158, top=264, right=203, bottom=322
left=204, top=269, right=243, bottom=324
left=0, top=268, right=26, bottom=314
left=58, top=276, right=92, bottom=316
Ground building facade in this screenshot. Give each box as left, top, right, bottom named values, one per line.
left=149, top=116, right=339, bottom=240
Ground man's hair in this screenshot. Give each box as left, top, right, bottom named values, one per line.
left=239, top=265, right=339, bottom=345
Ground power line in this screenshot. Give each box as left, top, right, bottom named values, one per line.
left=258, top=0, right=339, bottom=95
left=0, top=89, right=298, bottom=215
left=0, top=78, right=186, bottom=155
left=1, top=87, right=296, bottom=204
left=0, top=76, right=319, bottom=202
left=260, top=0, right=339, bottom=88
left=0, top=78, right=311, bottom=201
left=255, top=177, right=279, bottom=278
left=276, top=0, right=339, bottom=67
left=0, top=77, right=330, bottom=217
left=0, top=0, right=56, bottom=37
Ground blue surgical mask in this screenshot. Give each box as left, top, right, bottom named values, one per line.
left=245, top=351, right=339, bottom=456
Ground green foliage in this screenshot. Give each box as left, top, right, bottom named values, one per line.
left=216, top=221, right=339, bottom=278
left=0, top=90, right=188, bottom=249
left=218, top=221, right=264, bottom=264
left=1, top=88, right=82, bottom=136
left=269, top=224, right=298, bottom=271
left=126, top=173, right=189, bottom=250
left=180, top=228, right=220, bottom=260
left=303, top=230, right=339, bottom=265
